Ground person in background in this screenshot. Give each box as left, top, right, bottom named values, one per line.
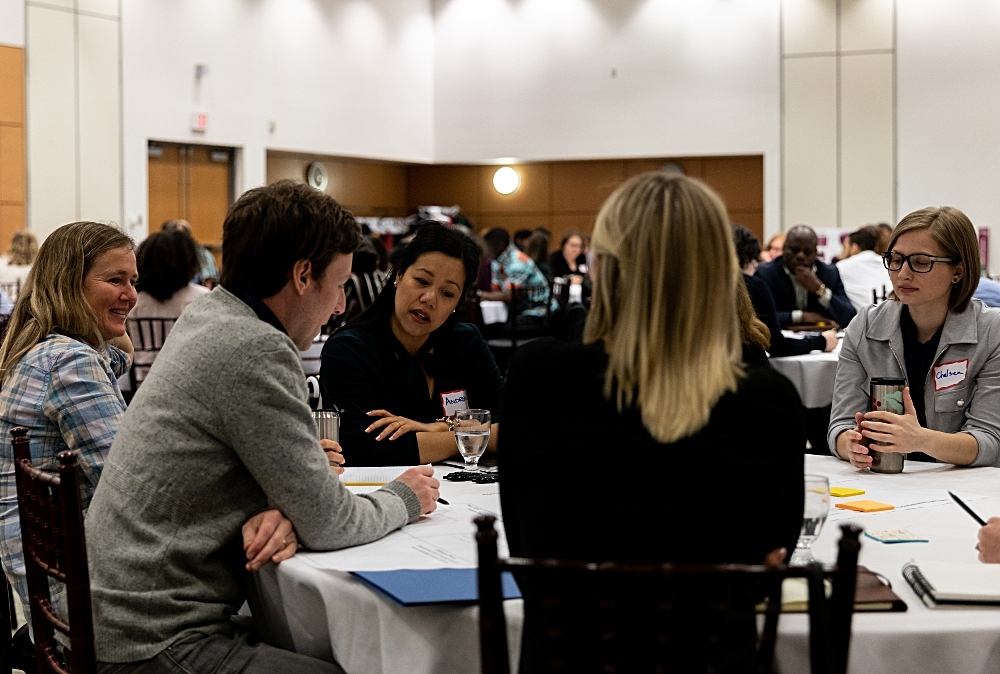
left=132, top=229, right=210, bottom=319
left=513, top=228, right=532, bottom=251
left=481, top=228, right=550, bottom=315
left=525, top=230, right=551, bottom=279
left=0, top=229, right=37, bottom=302
left=734, top=225, right=838, bottom=357
left=761, top=232, right=785, bottom=263
left=974, top=276, right=1000, bottom=308
left=86, top=180, right=438, bottom=674
left=161, top=218, right=219, bottom=288
left=501, top=172, right=803, bottom=672
left=756, top=225, right=857, bottom=328
left=733, top=224, right=761, bottom=276
left=830, top=206, right=1000, bottom=469
left=476, top=227, right=508, bottom=291
left=837, top=225, right=892, bottom=313
left=326, top=236, right=388, bottom=332
left=321, top=222, right=502, bottom=466
left=549, top=230, right=587, bottom=279
left=874, top=222, right=893, bottom=254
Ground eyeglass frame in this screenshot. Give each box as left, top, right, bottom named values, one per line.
left=882, top=251, right=957, bottom=274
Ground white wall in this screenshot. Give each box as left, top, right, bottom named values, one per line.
left=0, top=0, right=24, bottom=47
left=431, top=0, right=783, bottom=236
left=897, top=0, right=1000, bottom=275
left=121, top=0, right=435, bottom=237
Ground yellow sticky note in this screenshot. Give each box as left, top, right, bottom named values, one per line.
left=830, top=487, right=866, bottom=498
left=835, top=500, right=894, bottom=513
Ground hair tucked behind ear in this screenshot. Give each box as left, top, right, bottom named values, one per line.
left=583, top=173, right=743, bottom=444
left=0, top=221, right=134, bottom=384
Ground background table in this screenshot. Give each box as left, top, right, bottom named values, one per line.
left=769, top=339, right=841, bottom=409
left=256, top=457, right=1000, bottom=674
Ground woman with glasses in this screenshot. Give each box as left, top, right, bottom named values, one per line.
left=829, top=207, right=1000, bottom=468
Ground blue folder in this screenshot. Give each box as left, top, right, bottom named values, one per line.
left=351, top=568, right=522, bottom=606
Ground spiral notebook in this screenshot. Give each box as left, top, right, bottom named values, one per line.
left=902, top=561, right=1000, bottom=608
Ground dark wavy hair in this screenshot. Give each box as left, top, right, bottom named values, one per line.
left=220, top=180, right=361, bottom=298
left=135, top=230, right=200, bottom=301
left=350, top=221, right=481, bottom=332
left=732, top=224, right=761, bottom=269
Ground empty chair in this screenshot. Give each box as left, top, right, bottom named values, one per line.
left=12, top=426, right=96, bottom=674
left=126, top=317, right=176, bottom=393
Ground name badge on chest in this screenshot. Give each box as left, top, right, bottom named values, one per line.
left=933, top=359, right=968, bottom=391
left=441, top=389, right=469, bottom=417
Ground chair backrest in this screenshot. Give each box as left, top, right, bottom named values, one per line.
left=126, top=317, right=176, bottom=392
left=12, top=427, right=96, bottom=674
left=476, top=515, right=861, bottom=674
left=0, top=280, right=20, bottom=303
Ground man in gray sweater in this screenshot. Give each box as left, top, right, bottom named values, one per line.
left=86, top=181, right=440, bottom=673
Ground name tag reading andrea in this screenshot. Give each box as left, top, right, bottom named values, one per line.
left=441, top=389, right=469, bottom=417
left=933, top=359, right=968, bottom=391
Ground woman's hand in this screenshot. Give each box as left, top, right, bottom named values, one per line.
left=366, top=409, right=449, bottom=441
left=242, top=509, right=297, bottom=572
left=821, top=329, right=839, bottom=352
left=322, top=439, right=345, bottom=474
left=860, top=387, right=927, bottom=454
left=839, top=412, right=873, bottom=469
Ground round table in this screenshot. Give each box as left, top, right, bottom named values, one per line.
left=253, top=456, right=1000, bottom=674
left=769, top=337, right=841, bottom=408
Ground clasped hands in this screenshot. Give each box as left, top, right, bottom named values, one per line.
left=843, top=387, right=927, bottom=469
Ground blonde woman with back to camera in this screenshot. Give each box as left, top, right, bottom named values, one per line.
left=499, top=172, right=806, bottom=672
left=829, top=207, right=1000, bottom=469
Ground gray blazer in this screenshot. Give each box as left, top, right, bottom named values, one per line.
left=828, top=298, right=1000, bottom=467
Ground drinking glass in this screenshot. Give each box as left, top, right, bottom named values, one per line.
left=790, top=475, right=830, bottom=566
left=454, top=409, right=491, bottom=471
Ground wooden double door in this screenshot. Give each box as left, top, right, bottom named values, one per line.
left=148, top=142, right=233, bottom=267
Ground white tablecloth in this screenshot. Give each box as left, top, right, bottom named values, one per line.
left=256, top=456, right=1000, bottom=674
left=770, top=339, right=841, bottom=408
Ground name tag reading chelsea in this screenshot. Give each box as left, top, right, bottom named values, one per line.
left=441, top=389, right=469, bottom=417
left=933, top=359, right=968, bottom=391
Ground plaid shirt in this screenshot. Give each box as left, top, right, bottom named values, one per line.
left=491, top=244, right=551, bottom=317
left=0, top=334, right=128, bottom=618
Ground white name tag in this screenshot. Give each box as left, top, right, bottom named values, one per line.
left=933, top=359, right=968, bottom=391
left=441, top=389, right=469, bottom=417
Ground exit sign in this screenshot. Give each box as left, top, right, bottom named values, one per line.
left=191, top=112, right=209, bottom=132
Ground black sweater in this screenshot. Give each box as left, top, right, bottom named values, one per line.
left=320, top=320, right=503, bottom=466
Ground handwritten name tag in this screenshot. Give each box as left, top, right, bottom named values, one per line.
left=933, top=359, right=968, bottom=391
left=441, top=389, right=469, bottom=417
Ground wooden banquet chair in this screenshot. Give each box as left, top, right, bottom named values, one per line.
left=476, top=516, right=862, bottom=674
left=0, top=280, right=20, bottom=304
left=126, top=317, right=176, bottom=395
left=12, top=427, right=97, bottom=674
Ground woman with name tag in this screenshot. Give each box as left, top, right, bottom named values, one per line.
left=830, top=207, right=1000, bottom=468
left=500, top=173, right=805, bottom=672
left=321, top=222, right=503, bottom=466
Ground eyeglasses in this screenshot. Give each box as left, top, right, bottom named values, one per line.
left=882, top=251, right=956, bottom=273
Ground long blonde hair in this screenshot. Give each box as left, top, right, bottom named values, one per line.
left=0, top=222, right=134, bottom=384
left=583, top=172, right=743, bottom=444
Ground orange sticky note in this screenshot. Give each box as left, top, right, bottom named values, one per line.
left=835, top=500, right=894, bottom=513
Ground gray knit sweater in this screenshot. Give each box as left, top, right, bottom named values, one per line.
left=86, top=288, right=421, bottom=663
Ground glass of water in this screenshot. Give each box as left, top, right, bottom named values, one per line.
left=790, top=475, right=830, bottom=566
left=454, top=409, right=491, bottom=471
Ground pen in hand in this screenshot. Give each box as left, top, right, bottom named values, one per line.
left=949, top=491, right=986, bottom=526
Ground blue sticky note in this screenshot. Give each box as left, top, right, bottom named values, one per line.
left=864, top=529, right=929, bottom=544
left=351, top=568, right=521, bottom=606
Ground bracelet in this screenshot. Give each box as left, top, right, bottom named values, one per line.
left=437, top=416, right=458, bottom=431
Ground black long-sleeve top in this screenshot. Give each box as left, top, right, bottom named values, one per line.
left=744, top=273, right=827, bottom=357
left=499, top=338, right=805, bottom=671
left=320, top=319, right=503, bottom=466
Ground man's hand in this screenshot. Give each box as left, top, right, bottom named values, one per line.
left=242, top=509, right=297, bottom=572
left=821, top=329, right=839, bottom=352
left=800, top=311, right=838, bottom=329
left=764, top=547, right=788, bottom=567
left=322, top=439, right=345, bottom=475
left=793, top=266, right=822, bottom=293
left=979, top=518, right=1000, bottom=563
left=394, top=465, right=440, bottom=515
left=861, top=387, right=925, bottom=454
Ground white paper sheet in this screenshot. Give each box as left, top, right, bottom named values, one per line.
left=339, top=466, right=414, bottom=485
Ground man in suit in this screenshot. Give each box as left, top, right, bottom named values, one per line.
left=756, top=225, right=857, bottom=328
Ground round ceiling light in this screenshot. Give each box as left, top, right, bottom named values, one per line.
left=493, top=166, right=520, bottom=195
